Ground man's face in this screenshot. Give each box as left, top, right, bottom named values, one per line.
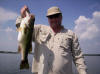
left=48, top=14, right=62, bottom=29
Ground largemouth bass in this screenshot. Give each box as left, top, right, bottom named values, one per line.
left=17, top=11, right=35, bottom=69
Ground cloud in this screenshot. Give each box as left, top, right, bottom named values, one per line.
left=0, top=7, right=19, bottom=52
left=74, top=11, right=100, bottom=54
left=0, top=27, right=15, bottom=32
left=74, top=11, right=100, bottom=40
left=0, top=7, right=19, bottom=24
left=0, top=27, right=18, bottom=52
left=5, top=27, right=15, bottom=32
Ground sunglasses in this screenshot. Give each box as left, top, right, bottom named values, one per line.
left=47, top=13, right=61, bottom=19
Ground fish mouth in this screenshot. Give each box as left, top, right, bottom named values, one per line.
left=16, top=27, right=22, bottom=32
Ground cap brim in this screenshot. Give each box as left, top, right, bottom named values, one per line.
left=46, top=12, right=61, bottom=17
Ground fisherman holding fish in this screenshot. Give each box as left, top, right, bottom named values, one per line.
left=16, top=5, right=87, bottom=74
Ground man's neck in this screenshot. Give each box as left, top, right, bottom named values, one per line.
left=51, top=25, right=64, bottom=33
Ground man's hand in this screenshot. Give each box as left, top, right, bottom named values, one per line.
left=21, top=5, right=30, bottom=18
left=20, top=5, right=35, bottom=27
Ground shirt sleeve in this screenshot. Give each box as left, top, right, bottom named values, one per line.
left=32, top=25, right=41, bottom=42
left=72, top=33, right=87, bottom=74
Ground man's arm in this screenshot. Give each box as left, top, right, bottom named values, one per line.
left=16, top=5, right=29, bottom=29
left=72, top=33, right=87, bottom=74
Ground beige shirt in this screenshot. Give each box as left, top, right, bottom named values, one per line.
left=16, top=17, right=87, bottom=74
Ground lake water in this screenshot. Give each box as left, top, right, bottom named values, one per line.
left=0, top=53, right=100, bottom=74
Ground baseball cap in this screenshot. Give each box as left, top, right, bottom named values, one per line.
left=46, top=6, right=62, bottom=17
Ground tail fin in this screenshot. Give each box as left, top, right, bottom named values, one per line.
left=20, top=60, right=29, bottom=70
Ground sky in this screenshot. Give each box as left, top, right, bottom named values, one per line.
left=0, top=0, right=100, bottom=54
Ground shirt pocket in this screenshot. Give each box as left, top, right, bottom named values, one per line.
left=59, top=36, right=72, bottom=50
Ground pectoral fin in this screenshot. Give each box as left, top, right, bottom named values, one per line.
left=18, top=44, right=21, bottom=53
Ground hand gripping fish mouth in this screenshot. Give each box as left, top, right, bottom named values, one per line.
left=17, top=11, right=35, bottom=70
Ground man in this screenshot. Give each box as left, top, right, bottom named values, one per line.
left=16, top=5, right=87, bottom=74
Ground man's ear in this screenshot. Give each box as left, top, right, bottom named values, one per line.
left=60, top=14, right=62, bottom=19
